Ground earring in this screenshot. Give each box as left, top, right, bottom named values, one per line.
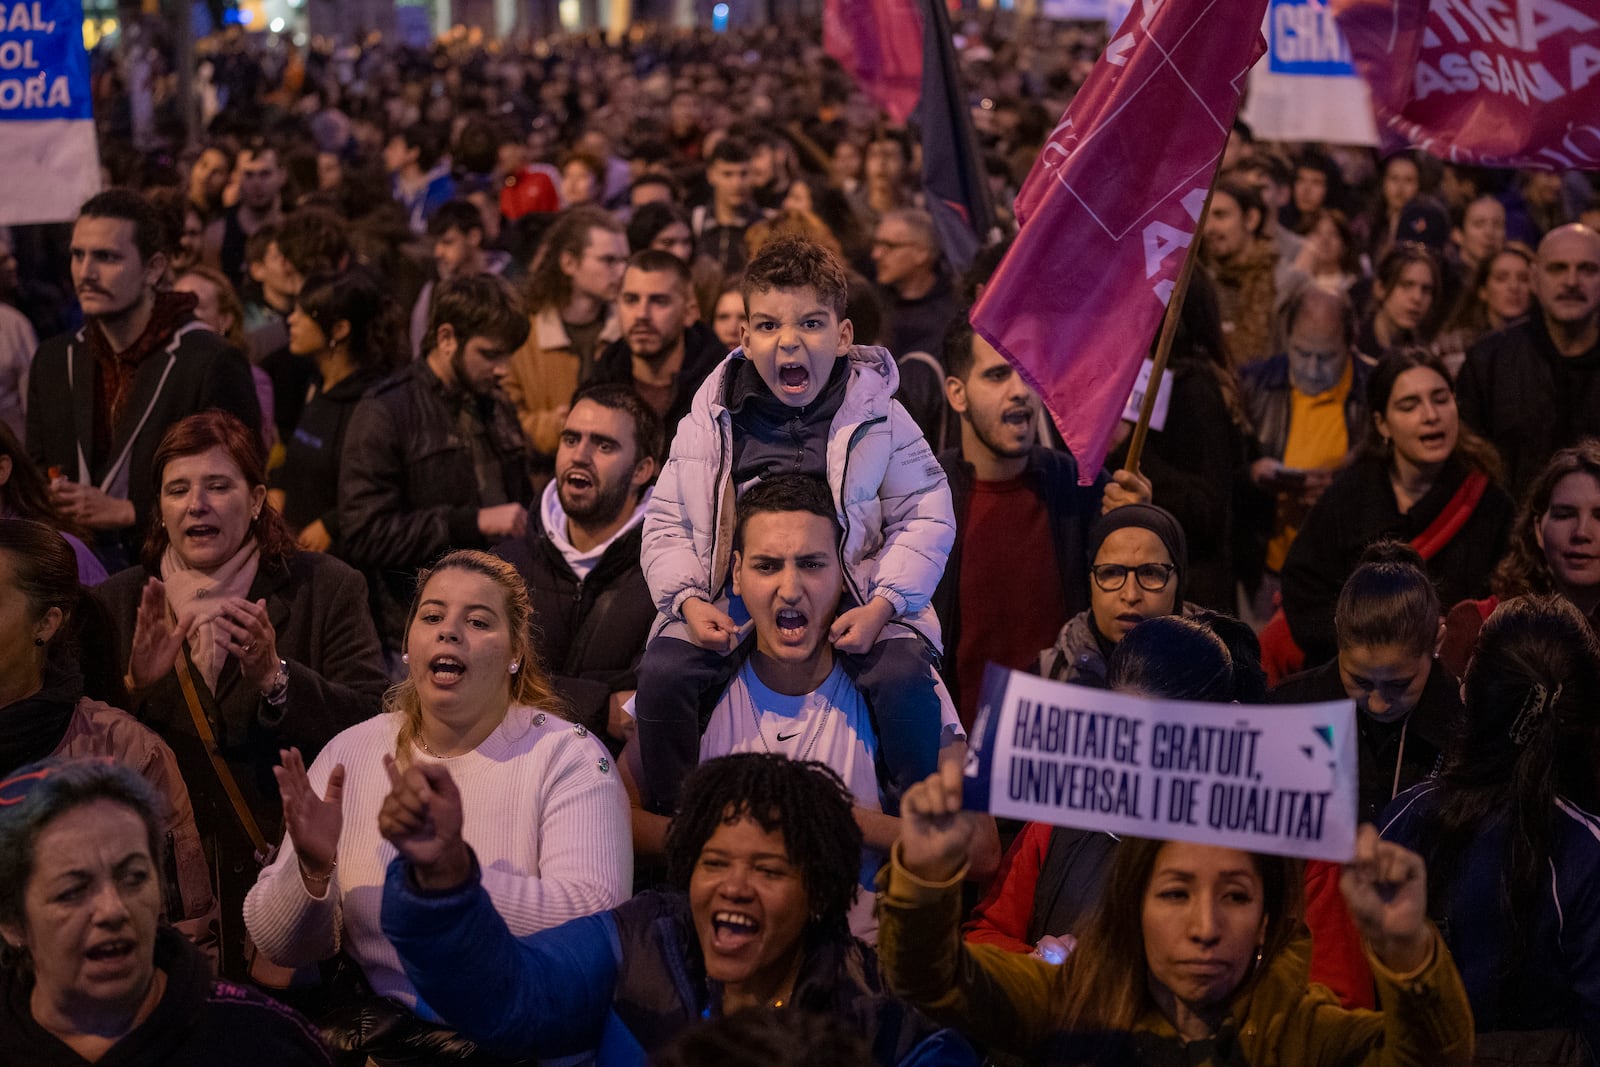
left=509, top=662, right=519, bottom=675
left=33, top=637, right=45, bottom=647
left=252, top=511, right=260, bottom=521
left=401, top=653, right=410, bottom=664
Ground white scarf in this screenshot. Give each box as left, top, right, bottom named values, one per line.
left=540, top=480, right=650, bottom=581
left=161, top=539, right=261, bottom=691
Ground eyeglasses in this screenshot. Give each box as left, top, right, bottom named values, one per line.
left=1091, top=562, right=1177, bottom=593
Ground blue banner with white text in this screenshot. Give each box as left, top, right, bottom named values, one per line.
left=1267, top=0, right=1355, bottom=75
left=0, top=0, right=90, bottom=120
left=0, top=0, right=99, bottom=224
left=1243, top=0, right=1377, bottom=145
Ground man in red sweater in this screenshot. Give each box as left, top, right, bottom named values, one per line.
left=931, top=317, right=1150, bottom=728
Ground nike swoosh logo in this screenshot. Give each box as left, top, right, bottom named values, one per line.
left=775, top=731, right=800, bottom=742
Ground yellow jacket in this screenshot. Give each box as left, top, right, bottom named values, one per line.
left=504, top=304, right=621, bottom=457
left=877, top=850, right=1474, bottom=1065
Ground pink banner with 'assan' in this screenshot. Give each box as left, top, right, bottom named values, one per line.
left=971, top=0, right=1269, bottom=485
left=822, top=0, right=924, bottom=125
left=1334, top=0, right=1600, bottom=168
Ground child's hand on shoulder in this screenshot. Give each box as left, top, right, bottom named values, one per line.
left=830, top=596, right=896, bottom=654
left=683, top=597, right=747, bottom=653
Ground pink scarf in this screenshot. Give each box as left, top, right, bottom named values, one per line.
left=161, top=540, right=261, bottom=692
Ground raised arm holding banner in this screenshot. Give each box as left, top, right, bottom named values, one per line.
left=881, top=663, right=1475, bottom=1059
left=963, top=664, right=1359, bottom=863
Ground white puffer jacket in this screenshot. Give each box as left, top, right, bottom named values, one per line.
left=642, top=346, right=955, bottom=650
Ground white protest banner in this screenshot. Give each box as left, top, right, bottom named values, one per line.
left=1120, top=356, right=1173, bottom=433
left=963, top=665, right=1358, bottom=862
left=0, top=0, right=100, bottom=225
left=1241, top=0, right=1378, bottom=146
left=1103, top=0, right=1135, bottom=31
left=1039, top=0, right=1112, bottom=20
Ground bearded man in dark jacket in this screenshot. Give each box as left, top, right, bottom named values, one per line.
left=495, top=384, right=661, bottom=749
left=339, top=273, right=533, bottom=657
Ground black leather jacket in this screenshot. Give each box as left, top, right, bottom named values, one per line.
left=339, top=362, right=532, bottom=649
left=493, top=517, right=654, bottom=742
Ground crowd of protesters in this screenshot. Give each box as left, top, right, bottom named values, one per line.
left=1, top=9, right=1600, bottom=1065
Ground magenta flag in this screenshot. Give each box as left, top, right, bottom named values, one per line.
left=1334, top=0, right=1600, bottom=168
left=972, top=0, right=1269, bottom=485
left=823, top=0, right=924, bottom=125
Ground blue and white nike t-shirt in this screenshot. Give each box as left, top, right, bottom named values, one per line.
left=700, top=658, right=962, bottom=943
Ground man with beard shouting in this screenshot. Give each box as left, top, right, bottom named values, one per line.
left=495, top=384, right=662, bottom=748
left=932, top=317, right=1152, bottom=729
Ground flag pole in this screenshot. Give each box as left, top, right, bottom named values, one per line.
left=1122, top=159, right=1225, bottom=476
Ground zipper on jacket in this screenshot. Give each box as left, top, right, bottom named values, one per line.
left=835, top=417, right=942, bottom=667
left=707, top=409, right=731, bottom=594
left=162, top=830, right=184, bottom=921
left=835, top=417, right=884, bottom=610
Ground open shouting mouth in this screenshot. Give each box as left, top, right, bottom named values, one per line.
left=427, top=654, right=467, bottom=686
left=776, top=363, right=811, bottom=396
left=775, top=608, right=808, bottom=642
left=710, top=909, right=760, bottom=953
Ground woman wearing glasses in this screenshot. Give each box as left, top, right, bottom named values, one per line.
left=1038, top=505, right=1190, bottom=688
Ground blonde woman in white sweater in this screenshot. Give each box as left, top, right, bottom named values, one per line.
left=244, top=550, right=631, bottom=1032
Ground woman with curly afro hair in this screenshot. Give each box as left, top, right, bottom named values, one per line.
left=379, top=752, right=977, bottom=1066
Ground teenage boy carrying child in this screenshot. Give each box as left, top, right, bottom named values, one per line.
left=635, top=235, right=956, bottom=815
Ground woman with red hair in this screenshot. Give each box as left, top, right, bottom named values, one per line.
left=96, top=411, right=388, bottom=979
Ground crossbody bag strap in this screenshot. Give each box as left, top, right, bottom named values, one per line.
left=1410, top=470, right=1489, bottom=561
left=173, top=647, right=271, bottom=860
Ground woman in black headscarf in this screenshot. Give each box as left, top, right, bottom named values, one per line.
left=1038, top=504, right=1191, bottom=688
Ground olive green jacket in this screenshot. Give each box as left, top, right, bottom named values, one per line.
left=877, top=849, right=1474, bottom=1065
